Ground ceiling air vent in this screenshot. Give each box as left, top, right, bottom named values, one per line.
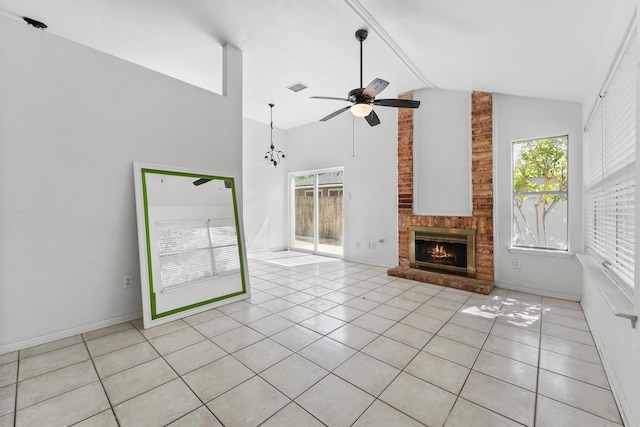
left=286, top=82, right=308, bottom=93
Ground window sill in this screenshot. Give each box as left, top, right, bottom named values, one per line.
left=577, top=253, right=637, bottom=329
left=508, top=247, right=574, bottom=258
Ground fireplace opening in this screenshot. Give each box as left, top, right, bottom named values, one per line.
left=409, top=227, right=476, bottom=278
left=416, top=240, right=467, bottom=268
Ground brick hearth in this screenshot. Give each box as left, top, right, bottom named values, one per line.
left=389, top=91, right=494, bottom=294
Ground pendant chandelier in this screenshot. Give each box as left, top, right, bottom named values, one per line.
left=265, top=103, right=285, bottom=167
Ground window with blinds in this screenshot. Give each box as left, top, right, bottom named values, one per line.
left=583, top=29, right=636, bottom=290
left=156, top=219, right=240, bottom=290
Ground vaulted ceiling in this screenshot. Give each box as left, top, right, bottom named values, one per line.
left=0, top=0, right=615, bottom=129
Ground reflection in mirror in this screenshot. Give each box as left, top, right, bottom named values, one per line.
left=134, top=163, right=250, bottom=329
left=155, top=218, right=239, bottom=292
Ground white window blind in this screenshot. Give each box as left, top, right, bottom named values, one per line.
left=156, top=219, right=240, bottom=289
left=583, top=29, right=636, bottom=289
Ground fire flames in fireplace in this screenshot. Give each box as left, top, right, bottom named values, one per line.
left=416, top=241, right=466, bottom=268
left=430, top=244, right=457, bottom=265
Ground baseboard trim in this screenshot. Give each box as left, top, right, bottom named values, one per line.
left=494, top=281, right=581, bottom=301
left=0, top=311, right=142, bottom=355
left=343, top=255, right=395, bottom=269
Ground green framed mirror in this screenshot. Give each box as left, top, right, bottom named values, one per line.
left=133, top=162, right=250, bottom=328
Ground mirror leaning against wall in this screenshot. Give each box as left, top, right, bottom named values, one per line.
left=133, top=162, right=251, bottom=329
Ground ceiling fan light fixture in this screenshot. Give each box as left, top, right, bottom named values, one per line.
left=350, top=102, right=372, bottom=117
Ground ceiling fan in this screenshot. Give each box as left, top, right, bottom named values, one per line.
left=312, top=29, right=420, bottom=126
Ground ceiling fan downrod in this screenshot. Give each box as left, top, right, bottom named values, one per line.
left=355, top=29, right=368, bottom=89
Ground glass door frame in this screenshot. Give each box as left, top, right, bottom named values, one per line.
left=289, top=167, right=344, bottom=258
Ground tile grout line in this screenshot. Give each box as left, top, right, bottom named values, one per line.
left=451, top=291, right=537, bottom=426
left=392, top=290, right=469, bottom=427
left=538, top=301, right=625, bottom=424
left=252, top=270, right=375, bottom=421
left=5, top=259, right=619, bottom=426
left=86, top=323, right=173, bottom=423
left=110, top=319, right=223, bottom=425
left=251, top=270, right=447, bottom=425
left=330, top=296, right=434, bottom=425
left=152, top=321, right=225, bottom=426
left=222, top=267, right=367, bottom=425
left=12, top=335, right=124, bottom=426
left=536, top=301, right=622, bottom=426
left=12, top=360, right=102, bottom=417
left=268, top=274, right=612, bottom=427
left=162, top=279, right=341, bottom=425
left=82, top=323, right=124, bottom=427
left=150, top=276, right=532, bottom=425
left=309, top=280, right=441, bottom=425
left=12, top=351, right=19, bottom=427
left=533, top=301, right=544, bottom=427
left=442, top=293, right=498, bottom=426
left=340, top=286, right=476, bottom=425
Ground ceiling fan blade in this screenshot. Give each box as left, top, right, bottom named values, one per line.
left=311, top=96, right=350, bottom=102
left=365, top=109, right=380, bottom=126
left=320, top=106, right=351, bottom=121
left=362, top=78, right=389, bottom=98
left=373, top=98, right=421, bottom=108
left=193, top=178, right=212, bottom=186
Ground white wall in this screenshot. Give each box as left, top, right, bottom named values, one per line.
left=0, top=16, right=243, bottom=353
left=414, top=88, right=472, bottom=216
left=283, top=109, right=399, bottom=267
left=579, top=2, right=640, bottom=426
left=582, top=271, right=640, bottom=427
left=493, top=94, right=583, bottom=299
left=242, top=118, right=288, bottom=252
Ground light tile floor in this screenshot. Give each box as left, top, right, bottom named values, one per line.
left=0, top=254, right=624, bottom=426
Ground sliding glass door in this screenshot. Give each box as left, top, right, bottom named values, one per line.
left=293, top=174, right=316, bottom=252
left=292, top=168, right=343, bottom=257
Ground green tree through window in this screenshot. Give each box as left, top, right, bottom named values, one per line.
left=513, top=136, right=568, bottom=250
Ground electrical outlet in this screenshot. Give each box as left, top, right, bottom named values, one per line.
left=123, top=275, right=133, bottom=288
left=355, top=242, right=360, bottom=249
left=513, top=259, right=521, bottom=269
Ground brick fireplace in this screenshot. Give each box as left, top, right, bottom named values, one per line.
left=388, top=91, right=494, bottom=294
